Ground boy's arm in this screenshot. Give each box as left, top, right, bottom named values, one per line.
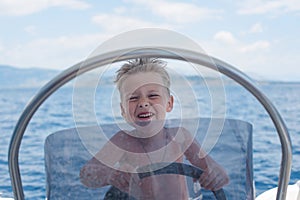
left=182, top=129, right=229, bottom=191
left=80, top=132, right=125, bottom=188
left=80, top=156, right=114, bottom=188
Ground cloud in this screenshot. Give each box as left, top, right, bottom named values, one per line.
left=212, top=30, right=270, bottom=53
left=92, top=14, right=171, bottom=33
left=0, top=33, right=108, bottom=69
left=249, top=23, right=263, bottom=33
left=205, top=30, right=274, bottom=79
left=213, top=31, right=237, bottom=45
left=213, top=28, right=270, bottom=54
left=125, top=0, right=222, bottom=23
left=237, top=0, right=300, bottom=15
left=24, top=25, right=38, bottom=36
left=0, top=0, right=90, bottom=16
left=240, top=40, right=270, bottom=53
left=240, top=22, right=264, bottom=36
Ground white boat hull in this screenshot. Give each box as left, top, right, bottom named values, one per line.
left=256, top=181, right=300, bottom=200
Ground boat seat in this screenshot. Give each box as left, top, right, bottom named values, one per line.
left=44, top=118, right=254, bottom=199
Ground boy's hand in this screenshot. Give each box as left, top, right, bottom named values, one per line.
left=108, top=169, right=131, bottom=193
left=108, top=165, right=155, bottom=198
left=108, top=164, right=135, bottom=193
left=198, top=158, right=229, bottom=191
left=108, top=164, right=142, bottom=194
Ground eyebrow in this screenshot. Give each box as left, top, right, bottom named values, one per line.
left=124, top=89, right=161, bottom=97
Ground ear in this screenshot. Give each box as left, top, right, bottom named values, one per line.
left=166, top=95, right=174, bottom=112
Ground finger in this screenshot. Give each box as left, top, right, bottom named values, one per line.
left=110, top=171, right=130, bottom=192
left=206, top=175, right=227, bottom=191
left=202, top=180, right=214, bottom=190
left=116, top=178, right=129, bottom=193
left=199, top=171, right=216, bottom=190
left=214, top=176, right=229, bottom=190
left=198, top=171, right=206, bottom=183
left=130, top=172, right=142, bottom=186
left=205, top=179, right=217, bottom=190
left=120, top=172, right=132, bottom=187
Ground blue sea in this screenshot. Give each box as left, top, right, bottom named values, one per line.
left=0, top=80, right=299, bottom=199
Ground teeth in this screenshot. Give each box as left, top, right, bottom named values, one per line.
left=138, top=113, right=153, bottom=118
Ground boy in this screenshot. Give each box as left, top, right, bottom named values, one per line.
left=80, top=58, right=229, bottom=199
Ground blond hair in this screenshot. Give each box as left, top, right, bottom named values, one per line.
left=114, top=58, right=171, bottom=94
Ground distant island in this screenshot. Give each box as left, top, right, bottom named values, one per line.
left=0, top=65, right=59, bottom=88
left=0, top=65, right=297, bottom=89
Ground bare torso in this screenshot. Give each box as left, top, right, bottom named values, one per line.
left=115, top=127, right=189, bottom=199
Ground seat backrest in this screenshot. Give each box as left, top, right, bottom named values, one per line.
left=44, top=118, right=253, bottom=199
left=44, top=126, right=105, bottom=199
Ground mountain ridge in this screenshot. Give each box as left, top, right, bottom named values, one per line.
left=1, top=65, right=298, bottom=89
left=0, top=65, right=59, bottom=88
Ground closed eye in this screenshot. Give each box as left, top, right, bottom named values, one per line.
left=129, top=96, right=138, bottom=101
left=148, top=94, right=160, bottom=99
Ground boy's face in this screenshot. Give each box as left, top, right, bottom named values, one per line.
left=119, top=72, right=173, bottom=132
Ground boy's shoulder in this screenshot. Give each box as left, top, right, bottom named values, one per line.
left=109, top=130, right=139, bottom=150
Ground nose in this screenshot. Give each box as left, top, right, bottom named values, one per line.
left=138, top=98, right=149, bottom=108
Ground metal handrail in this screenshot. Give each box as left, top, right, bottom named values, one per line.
left=8, top=47, right=292, bottom=200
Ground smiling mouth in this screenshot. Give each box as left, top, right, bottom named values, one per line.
left=137, top=112, right=154, bottom=119
left=135, top=112, right=154, bottom=126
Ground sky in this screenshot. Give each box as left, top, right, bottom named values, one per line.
left=0, top=0, right=299, bottom=81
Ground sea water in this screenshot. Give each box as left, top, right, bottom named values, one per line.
left=0, top=81, right=299, bottom=199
